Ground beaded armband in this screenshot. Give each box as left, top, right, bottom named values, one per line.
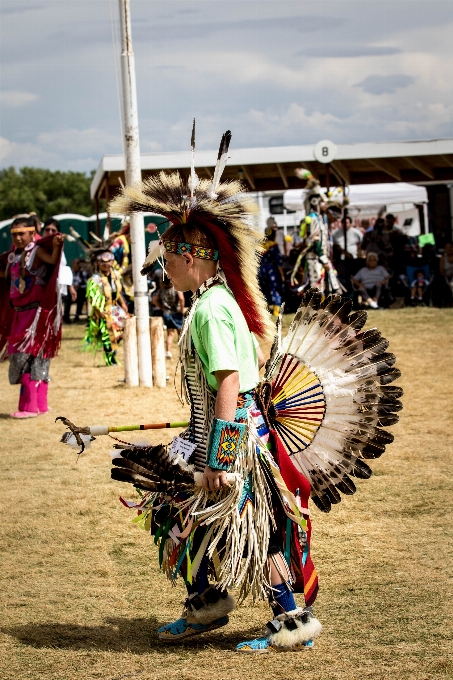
left=206, top=418, right=247, bottom=471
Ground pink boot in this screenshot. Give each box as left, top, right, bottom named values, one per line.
left=37, top=380, right=49, bottom=414
left=11, top=373, right=39, bottom=418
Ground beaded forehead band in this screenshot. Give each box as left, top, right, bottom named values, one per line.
left=11, top=226, right=36, bottom=233
left=97, top=252, right=114, bottom=262
left=163, top=240, right=219, bottom=261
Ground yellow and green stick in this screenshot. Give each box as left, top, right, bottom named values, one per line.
left=56, top=416, right=189, bottom=454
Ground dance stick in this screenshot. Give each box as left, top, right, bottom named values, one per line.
left=56, top=416, right=189, bottom=454
left=90, top=422, right=189, bottom=435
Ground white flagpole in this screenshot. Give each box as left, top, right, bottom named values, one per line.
left=118, top=0, right=152, bottom=387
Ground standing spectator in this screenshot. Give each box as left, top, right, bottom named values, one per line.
left=361, top=218, right=392, bottom=263
left=71, top=259, right=89, bottom=321
left=259, top=224, right=284, bottom=316
left=332, top=216, right=364, bottom=292
left=332, top=216, right=364, bottom=261
left=383, top=213, right=408, bottom=303
left=148, top=265, right=164, bottom=316
left=439, top=242, right=453, bottom=291
left=42, top=219, right=76, bottom=322
left=28, top=213, right=42, bottom=238
left=352, top=252, right=390, bottom=309
left=386, top=214, right=407, bottom=273
left=431, top=242, right=453, bottom=306
left=153, top=279, right=185, bottom=359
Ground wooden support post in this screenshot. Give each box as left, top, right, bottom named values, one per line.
left=242, top=165, right=256, bottom=190
left=105, top=179, right=111, bottom=234
left=123, top=315, right=139, bottom=387
left=94, top=194, right=100, bottom=236
left=150, top=317, right=166, bottom=388
left=276, top=163, right=289, bottom=189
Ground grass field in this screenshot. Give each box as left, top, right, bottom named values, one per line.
left=0, top=308, right=452, bottom=680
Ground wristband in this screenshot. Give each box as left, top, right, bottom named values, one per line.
left=319, top=255, right=329, bottom=265
left=206, top=418, right=247, bottom=471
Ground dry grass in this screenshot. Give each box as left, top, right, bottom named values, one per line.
left=0, top=308, right=452, bottom=680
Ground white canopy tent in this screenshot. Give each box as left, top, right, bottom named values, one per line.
left=284, top=183, right=429, bottom=236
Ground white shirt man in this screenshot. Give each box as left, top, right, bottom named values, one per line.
left=332, top=218, right=364, bottom=260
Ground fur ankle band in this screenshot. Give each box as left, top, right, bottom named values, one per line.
left=265, top=607, right=322, bottom=648
left=184, top=586, right=236, bottom=625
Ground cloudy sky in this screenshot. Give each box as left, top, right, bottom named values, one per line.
left=0, top=0, right=452, bottom=172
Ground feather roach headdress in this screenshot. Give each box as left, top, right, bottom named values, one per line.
left=68, top=226, right=116, bottom=267
left=109, top=122, right=273, bottom=340
left=303, top=177, right=326, bottom=215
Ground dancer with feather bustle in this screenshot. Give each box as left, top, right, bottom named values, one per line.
left=99, top=123, right=402, bottom=652
left=292, top=176, right=342, bottom=295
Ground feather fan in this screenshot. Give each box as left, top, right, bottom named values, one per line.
left=110, top=443, right=196, bottom=493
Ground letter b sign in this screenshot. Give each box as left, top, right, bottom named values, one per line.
left=314, top=140, right=338, bottom=164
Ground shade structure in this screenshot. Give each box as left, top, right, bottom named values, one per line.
left=283, top=183, right=428, bottom=212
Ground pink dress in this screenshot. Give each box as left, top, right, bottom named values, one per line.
left=7, top=243, right=49, bottom=355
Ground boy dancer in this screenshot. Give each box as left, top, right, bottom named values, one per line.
left=109, top=131, right=322, bottom=652
left=91, top=126, right=401, bottom=653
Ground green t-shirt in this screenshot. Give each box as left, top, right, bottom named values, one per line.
left=190, top=284, right=260, bottom=393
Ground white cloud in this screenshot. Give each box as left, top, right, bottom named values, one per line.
left=0, top=128, right=122, bottom=170
left=37, top=128, right=121, bottom=155
left=0, top=135, right=56, bottom=166
left=0, top=137, right=14, bottom=163
left=248, top=104, right=341, bottom=130
left=0, top=91, right=38, bottom=107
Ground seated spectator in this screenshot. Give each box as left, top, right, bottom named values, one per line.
left=352, top=252, right=390, bottom=309
left=410, top=269, right=429, bottom=304
left=153, top=279, right=185, bottom=359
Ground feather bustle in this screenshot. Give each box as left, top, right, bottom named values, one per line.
left=265, top=287, right=402, bottom=511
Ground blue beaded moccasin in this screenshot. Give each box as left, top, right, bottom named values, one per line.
left=236, top=636, right=314, bottom=653
left=158, top=615, right=229, bottom=641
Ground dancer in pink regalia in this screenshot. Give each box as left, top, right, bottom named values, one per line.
left=0, top=216, right=63, bottom=418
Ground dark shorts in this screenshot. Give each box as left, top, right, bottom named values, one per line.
left=163, top=312, right=184, bottom=330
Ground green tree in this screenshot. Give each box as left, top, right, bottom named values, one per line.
left=0, top=167, right=102, bottom=221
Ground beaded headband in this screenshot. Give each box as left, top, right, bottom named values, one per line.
left=96, top=251, right=115, bottom=262
left=10, top=226, right=36, bottom=233
left=163, top=240, right=219, bottom=261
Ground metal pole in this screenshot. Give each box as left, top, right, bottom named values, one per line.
left=257, top=192, right=265, bottom=231
left=342, top=180, right=348, bottom=261
left=118, top=0, right=152, bottom=387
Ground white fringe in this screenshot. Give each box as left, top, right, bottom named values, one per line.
left=171, top=284, right=275, bottom=603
